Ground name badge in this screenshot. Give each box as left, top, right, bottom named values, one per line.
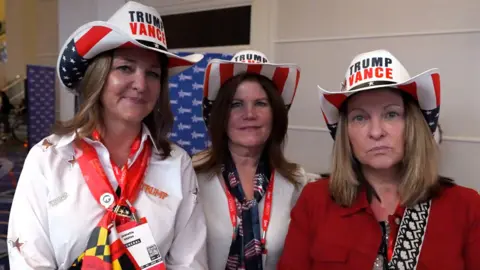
left=116, top=217, right=166, bottom=270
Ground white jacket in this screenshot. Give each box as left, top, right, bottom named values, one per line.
left=7, top=126, right=208, bottom=269
left=194, top=156, right=307, bottom=270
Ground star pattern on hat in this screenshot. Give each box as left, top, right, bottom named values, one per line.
left=58, top=39, right=89, bottom=89
left=421, top=106, right=440, bottom=133
left=203, top=98, right=213, bottom=128
left=349, top=80, right=396, bottom=91
left=202, top=98, right=214, bottom=127
left=327, top=123, right=338, bottom=138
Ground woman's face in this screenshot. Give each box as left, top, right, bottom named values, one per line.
left=227, top=80, right=273, bottom=151
left=346, top=89, right=405, bottom=170
left=101, top=48, right=162, bottom=124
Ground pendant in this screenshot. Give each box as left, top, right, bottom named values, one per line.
left=113, top=204, right=135, bottom=220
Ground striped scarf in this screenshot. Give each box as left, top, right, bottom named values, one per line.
left=221, top=152, right=270, bottom=270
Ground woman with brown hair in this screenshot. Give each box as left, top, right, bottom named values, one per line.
left=278, top=49, right=480, bottom=269
left=193, top=50, right=307, bottom=270
left=7, top=2, right=207, bottom=269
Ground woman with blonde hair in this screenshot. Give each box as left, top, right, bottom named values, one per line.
left=7, top=2, right=207, bottom=269
left=278, top=49, right=480, bottom=269
left=193, top=50, right=307, bottom=270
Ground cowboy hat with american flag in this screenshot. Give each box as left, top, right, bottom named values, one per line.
left=57, top=1, right=203, bottom=95
left=318, top=49, right=441, bottom=139
left=202, top=50, right=301, bottom=125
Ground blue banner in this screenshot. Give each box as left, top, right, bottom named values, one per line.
left=168, top=52, right=232, bottom=156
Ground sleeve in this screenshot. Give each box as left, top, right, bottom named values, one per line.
left=277, top=182, right=316, bottom=270
left=164, top=151, right=208, bottom=270
left=7, top=145, right=57, bottom=269
left=465, top=189, right=480, bottom=270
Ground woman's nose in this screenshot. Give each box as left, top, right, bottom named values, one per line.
left=131, top=71, right=147, bottom=92
left=243, top=104, right=257, bottom=119
left=368, top=116, right=386, bottom=139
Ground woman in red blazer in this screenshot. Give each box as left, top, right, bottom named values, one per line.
left=278, top=49, right=480, bottom=270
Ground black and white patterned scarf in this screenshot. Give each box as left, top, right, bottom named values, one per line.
left=221, top=152, right=270, bottom=270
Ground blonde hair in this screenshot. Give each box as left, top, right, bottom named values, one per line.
left=329, top=93, right=440, bottom=207
left=53, top=50, right=174, bottom=159
left=53, top=51, right=112, bottom=138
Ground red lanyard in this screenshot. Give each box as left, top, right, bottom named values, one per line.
left=92, top=130, right=142, bottom=188
left=225, top=171, right=275, bottom=254
left=387, top=232, right=394, bottom=261
left=75, top=131, right=151, bottom=224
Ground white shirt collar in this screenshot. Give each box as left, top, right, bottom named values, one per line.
left=54, top=123, right=159, bottom=152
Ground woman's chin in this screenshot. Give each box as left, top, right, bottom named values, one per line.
left=234, top=140, right=265, bottom=149
left=363, top=158, right=398, bottom=170
left=118, top=112, right=148, bottom=124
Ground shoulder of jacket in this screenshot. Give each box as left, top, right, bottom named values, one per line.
left=156, top=143, right=191, bottom=164
left=440, top=183, right=480, bottom=204
left=31, top=133, right=72, bottom=153
left=300, top=178, right=330, bottom=199
left=169, top=143, right=189, bottom=157
left=191, top=148, right=211, bottom=167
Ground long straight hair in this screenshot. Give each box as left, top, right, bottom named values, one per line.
left=329, top=91, right=446, bottom=207
left=194, top=73, right=301, bottom=184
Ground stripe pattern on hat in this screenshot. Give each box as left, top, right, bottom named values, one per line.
left=320, top=72, right=440, bottom=139
left=58, top=23, right=200, bottom=93
left=204, top=61, right=300, bottom=106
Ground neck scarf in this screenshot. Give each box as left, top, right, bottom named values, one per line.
left=70, top=131, right=151, bottom=269
left=222, top=152, right=270, bottom=270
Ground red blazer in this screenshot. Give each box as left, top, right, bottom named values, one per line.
left=278, top=179, right=480, bottom=270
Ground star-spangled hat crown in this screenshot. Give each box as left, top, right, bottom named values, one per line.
left=57, top=1, right=203, bottom=95
left=201, top=49, right=301, bottom=127
left=318, top=49, right=441, bottom=139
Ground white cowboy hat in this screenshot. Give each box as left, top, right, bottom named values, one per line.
left=57, top=1, right=204, bottom=95
left=318, top=49, right=441, bottom=139
left=202, top=50, right=301, bottom=125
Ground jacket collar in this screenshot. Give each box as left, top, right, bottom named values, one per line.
left=338, top=184, right=405, bottom=218
left=338, top=185, right=370, bottom=217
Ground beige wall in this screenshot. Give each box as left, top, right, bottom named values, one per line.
left=0, top=0, right=58, bottom=86
left=36, top=0, right=58, bottom=67
left=31, top=0, right=480, bottom=190
left=265, top=0, right=480, bottom=191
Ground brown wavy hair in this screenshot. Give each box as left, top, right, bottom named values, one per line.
left=52, top=49, right=174, bottom=159
left=194, top=73, right=301, bottom=184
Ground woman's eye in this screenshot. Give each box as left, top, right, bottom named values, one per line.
left=230, top=102, right=242, bottom=108
left=256, top=101, right=268, bottom=107
left=352, top=115, right=365, bottom=122
left=147, top=71, right=160, bottom=78
left=117, top=65, right=132, bottom=72
left=385, top=111, right=400, bottom=119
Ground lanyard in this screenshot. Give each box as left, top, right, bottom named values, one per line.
left=225, top=171, right=275, bottom=254
left=75, top=131, right=151, bottom=224
left=387, top=232, right=394, bottom=262
left=92, top=130, right=142, bottom=188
